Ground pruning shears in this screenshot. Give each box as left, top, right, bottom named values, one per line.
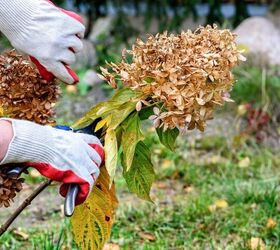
left=4, top=120, right=103, bottom=217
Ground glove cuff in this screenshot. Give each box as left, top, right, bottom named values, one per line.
left=0, top=118, right=55, bottom=165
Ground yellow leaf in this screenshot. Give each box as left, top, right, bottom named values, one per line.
left=237, top=44, right=250, bottom=54
left=184, top=186, right=194, bottom=193
left=73, top=88, right=143, bottom=129
left=162, top=159, right=172, bottom=169
left=138, top=232, right=156, bottom=241
left=237, top=104, right=248, bottom=116
left=215, top=199, right=228, bottom=209
left=71, top=167, right=118, bottom=250
left=95, top=115, right=112, bottom=132
left=0, top=106, right=4, bottom=116
left=29, top=169, right=41, bottom=178
left=103, top=243, right=120, bottom=250
left=249, top=237, right=265, bottom=250
left=209, top=199, right=228, bottom=212
left=266, top=218, right=276, bottom=229
left=66, top=85, right=77, bottom=94
left=105, top=129, right=118, bottom=180
left=73, top=101, right=119, bottom=129
left=208, top=204, right=217, bottom=212
left=12, top=229, right=29, bottom=240
left=238, top=157, right=250, bottom=168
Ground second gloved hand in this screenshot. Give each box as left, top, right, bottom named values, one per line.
left=0, top=0, right=85, bottom=84
left=0, top=119, right=104, bottom=205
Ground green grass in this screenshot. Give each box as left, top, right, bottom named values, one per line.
left=1, top=136, right=280, bottom=250
left=232, top=65, right=280, bottom=111
left=109, top=140, right=280, bottom=249
left=0, top=220, right=78, bottom=250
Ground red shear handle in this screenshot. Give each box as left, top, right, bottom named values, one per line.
left=30, top=2, right=84, bottom=84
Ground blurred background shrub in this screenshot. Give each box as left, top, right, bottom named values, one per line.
left=52, top=0, right=276, bottom=39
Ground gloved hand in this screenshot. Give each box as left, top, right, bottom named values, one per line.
left=0, top=119, right=104, bottom=205
left=0, top=0, right=85, bottom=84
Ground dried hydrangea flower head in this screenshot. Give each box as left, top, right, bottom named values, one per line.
left=0, top=168, right=24, bottom=208
left=0, top=50, right=60, bottom=125
left=100, top=25, right=245, bottom=131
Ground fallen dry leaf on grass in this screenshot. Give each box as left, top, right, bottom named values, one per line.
left=249, top=237, right=265, bottom=250
left=12, top=229, right=29, bottom=240
left=266, top=218, right=276, bottom=229
left=154, top=181, right=169, bottom=189
left=206, top=155, right=227, bottom=165
left=208, top=199, right=228, bottom=212
left=138, top=232, right=156, bottom=241
left=103, top=243, right=120, bottom=250
left=66, top=85, right=78, bottom=94
left=237, top=104, right=248, bottom=116
left=215, top=199, right=228, bottom=208
left=61, top=246, right=71, bottom=250
left=238, top=157, right=251, bottom=168
left=184, top=185, right=194, bottom=193
left=161, top=159, right=172, bottom=169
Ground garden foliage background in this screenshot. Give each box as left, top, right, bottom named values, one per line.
left=1, top=0, right=280, bottom=249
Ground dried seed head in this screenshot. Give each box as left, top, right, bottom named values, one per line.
left=0, top=50, right=60, bottom=124
left=0, top=171, right=24, bottom=208
left=102, top=25, right=245, bottom=131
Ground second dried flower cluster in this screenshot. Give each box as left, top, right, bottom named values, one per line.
left=100, top=25, right=245, bottom=131
left=0, top=50, right=59, bottom=125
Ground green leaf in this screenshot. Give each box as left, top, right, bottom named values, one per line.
left=138, top=106, right=154, bottom=120
left=72, top=101, right=119, bottom=128
left=73, top=88, right=144, bottom=129
left=108, top=102, right=136, bottom=130
left=115, top=126, right=123, bottom=147
left=122, top=142, right=155, bottom=201
left=156, top=127, right=180, bottom=151
left=104, top=129, right=118, bottom=180
left=121, top=113, right=144, bottom=170
left=110, top=88, right=143, bottom=103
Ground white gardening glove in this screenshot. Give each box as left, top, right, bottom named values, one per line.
left=0, top=0, right=85, bottom=84
left=0, top=119, right=104, bottom=205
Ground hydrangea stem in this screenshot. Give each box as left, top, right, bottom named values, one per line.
left=0, top=179, right=52, bottom=236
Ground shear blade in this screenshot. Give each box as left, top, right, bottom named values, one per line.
left=64, top=184, right=79, bottom=217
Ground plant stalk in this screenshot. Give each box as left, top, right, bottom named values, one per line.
left=0, top=179, right=52, bottom=236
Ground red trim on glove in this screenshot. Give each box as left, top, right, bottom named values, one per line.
left=60, top=9, right=84, bottom=23
left=30, top=56, right=54, bottom=81
left=90, top=143, right=105, bottom=163
left=27, top=162, right=90, bottom=205
left=31, top=0, right=84, bottom=84
left=27, top=144, right=104, bottom=205
left=30, top=56, right=79, bottom=84
left=45, top=0, right=84, bottom=23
